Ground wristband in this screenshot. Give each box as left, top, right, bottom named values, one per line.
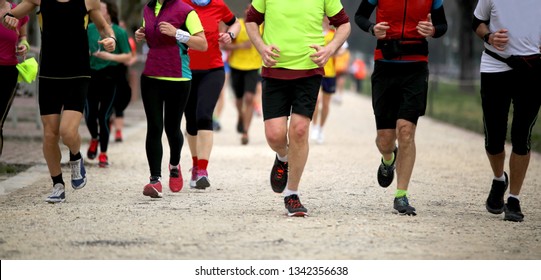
left=108, top=36, right=117, bottom=44
left=227, top=31, right=236, bottom=40
left=369, top=24, right=375, bottom=36
left=175, top=29, right=190, bottom=43
left=483, top=32, right=492, bottom=45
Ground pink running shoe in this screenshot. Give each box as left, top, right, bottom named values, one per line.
left=195, top=169, right=210, bottom=189
left=143, top=176, right=162, bottom=198
left=189, top=166, right=198, bottom=188
left=169, top=164, right=183, bottom=192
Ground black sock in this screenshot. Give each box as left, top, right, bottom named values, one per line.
left=70, top=151, right=82, bottom=161
left=52, top=174, right=64, bottom=185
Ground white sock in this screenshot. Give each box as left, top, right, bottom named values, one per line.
left=508, top=194, right=520, bottom=201
left=277, top=153, right=288, bottom=162
left=494, top=174, right=506, bottom=182
left=283, top=188, right=299, bottom=197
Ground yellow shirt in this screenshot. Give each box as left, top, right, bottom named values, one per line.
left=323, top=29, right=336, bottom=78
left=228, top=18, right=262, bottom=71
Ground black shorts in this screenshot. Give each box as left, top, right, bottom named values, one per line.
left=261, top=75, right=322, bottom=121
left=371, top=61, right=428, bottom=129
left=230, top=68, right=259, bottom=99
left=321, top=77, right=336, bottom=94
left=39, top=77, right=89, bottom=115
left=481, top=69, right=541, bottom=155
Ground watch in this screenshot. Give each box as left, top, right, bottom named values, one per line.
left=483, top=32, right=492, bottom=45
left=227, top=31, right=236, bottom=40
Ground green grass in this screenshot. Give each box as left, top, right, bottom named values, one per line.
left=0, top=163, right=31, bottom=175
left=356, top=79, right=541, bottom=154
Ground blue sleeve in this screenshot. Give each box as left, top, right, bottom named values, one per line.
left=433, top=0, right=443, bottom=9
left=368, top=0, right=378, bottom=5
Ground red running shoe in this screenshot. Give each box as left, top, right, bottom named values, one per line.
left=169, top=164, right=183, bottom=192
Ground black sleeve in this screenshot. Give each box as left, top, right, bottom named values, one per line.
left=354, top=0, right=376, bottom=33
left=431, top=5, right=447, bottom=38
left=472, top=15, right=489, bottom=32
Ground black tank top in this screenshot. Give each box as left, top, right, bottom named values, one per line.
left=38, top=0, right=90, bottom=78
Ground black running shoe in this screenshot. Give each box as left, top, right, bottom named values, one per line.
left=377, top=147, right=397, bottom=188
left=284, top=194, right=308, bottom=217
left=504, top=197, right=524, bottom=222
left=486, top=172, right=508, bottom=214
left=270, top=156, right=288, bottom=193
left=393, top=196, right=417, bottom=216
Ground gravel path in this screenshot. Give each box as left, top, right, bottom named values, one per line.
left=0, top=91, right=540, bottom=260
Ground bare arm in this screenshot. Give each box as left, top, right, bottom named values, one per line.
left=157, top=21, right=208, bottom=51
left=246, top=21, right=280, bottom=67
left=475, top=22, right=508, bottom=51
left=310, top=22, right=351, bottom=67
left=87, top=0, right=116, bottom=52
left=1, top=0, right=38, bottom=30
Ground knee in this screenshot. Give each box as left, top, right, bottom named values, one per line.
left=289, top=121, right=309, bottom=142
left=396, top=123, right=415, bottom=144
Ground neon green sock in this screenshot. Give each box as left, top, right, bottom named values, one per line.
left=395, top=189, right=408, bottom=198
left=382, top=152, right=395, bottom=166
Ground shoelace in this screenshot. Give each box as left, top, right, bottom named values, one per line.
left=286, top=196, right=303, bottom=209
left=70, top=160, right=82, bottom=179
left=50, top=185, right=64, bottom=197
left=275, top=163, right=287, bottom=179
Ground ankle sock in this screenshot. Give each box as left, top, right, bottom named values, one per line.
left=283, top=188, right=299, bottom=197
left=52, top=174, right=64, bottom=185
left=70, top=151, right=82, bottom=161
left=382, top=152, right=395, bottom=166
left=395, top=189, right=408, bottom=198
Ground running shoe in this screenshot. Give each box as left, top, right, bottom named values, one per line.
left=212, top=120, right=221, bottom=132
left=169, top=164, right=183, bottom=192
left=270, top=156, right=288, bottom=193
left=236, top=117, right=244, bottom=133
left=143, top=176, right=162, bottom=198
left=504, top=197, right=524, bottom=222
left=45, top=183, right=65, bottom=203
left=393, top=196, right=417, bottom=216
left=284, top=194, right=308, bottom=217
left=87, top=138, right=99, bottom=160
left=377, top=147, right=397, bottom=188
left=98, top=153, right=109, bottom=168
left=115, top=130, right=123, bottom=142
left=195, top=169, right=210, bottom=189
left=189, top=166, right=198, bottom=188
left=69, top=158, right=87, bottom=190
left=486, top=172, right=508, bottom=214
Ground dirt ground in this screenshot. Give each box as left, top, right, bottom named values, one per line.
left=0, top=91, right=540, bottom=261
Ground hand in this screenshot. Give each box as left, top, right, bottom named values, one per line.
left=417, top=13, right=435, bottom=38
left=1, top=13, right=18, bottom=31
left=16, top=44, right=28, bottom=58
left=491, top=29, right=509, bottom=51
left=374, top=22, right=390, bottom=39
left=260, top=44, right=280, bottom=67
left=135, top=27, right=145, bottom=42
left=309, top=44, right=332, bottom=67
left=98, top=37, right=116, bottom=52
left=158, top=22, right=176, bottom=37
left=218, top=32, right=232, bottom=44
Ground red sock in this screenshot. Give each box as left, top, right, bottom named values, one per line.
left=198, top=159, right=209, bottom=171
left=192, top=156, right=198, bottom=167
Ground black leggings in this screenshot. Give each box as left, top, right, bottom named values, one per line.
left=114, top=65, right=131, bottom=118
left=85, top=68, right=117, bottom=153
left=481, top=69, right=541, bottom=155
left=141, top=75, right=191, bottom=177
left=185, top=68, right=225, bottom=135
left=0, top=65, right=18, bottom=156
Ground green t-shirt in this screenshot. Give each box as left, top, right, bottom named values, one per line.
left=251, top=0, right=343, bottom=70
left=88, top=23, right=131, bottom=71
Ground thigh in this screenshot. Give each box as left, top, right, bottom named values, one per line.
left=291, top=75, right=322, bottom=119
left=62, top=78, right=89, bottom=113
left=262, top=77, right=294, bottom=121
left=243, top=70, right=259, bottom=94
